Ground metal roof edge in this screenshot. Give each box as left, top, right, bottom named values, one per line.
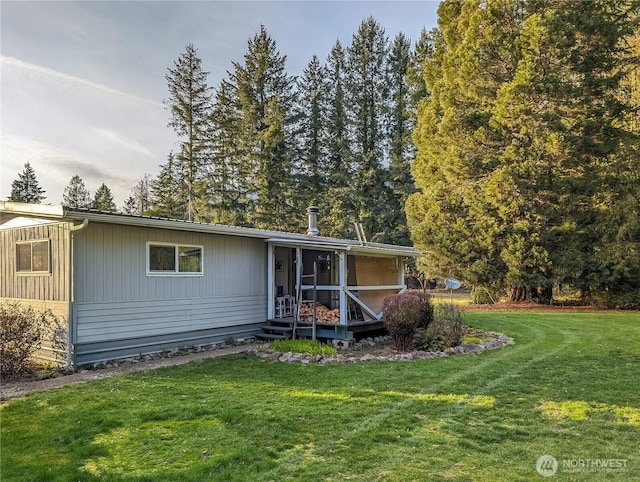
left=23, top=206, right=420, bottom=256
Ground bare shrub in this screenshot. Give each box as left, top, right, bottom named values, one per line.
left=382, top=294, right=422, bottom=351
left=0, top=302, right=66, bottom=380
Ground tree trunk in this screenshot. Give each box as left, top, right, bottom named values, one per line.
left=508, top=285, right=530, bottom=303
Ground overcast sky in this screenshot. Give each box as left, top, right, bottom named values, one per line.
left=1, top=1, right=440, bottom=207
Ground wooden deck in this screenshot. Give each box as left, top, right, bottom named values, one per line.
left=257, top=317, right=385, bottom=341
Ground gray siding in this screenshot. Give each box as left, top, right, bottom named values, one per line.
left=0, top=222, right=70, bottom=302
left=72, top=223, right=267, bottom=364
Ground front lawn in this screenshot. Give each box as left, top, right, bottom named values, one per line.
left=2, top=311, right=639, bottom=481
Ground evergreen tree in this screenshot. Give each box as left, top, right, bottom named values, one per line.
left=164, top=44, right=212, bottom=221
left=148, top=152, right=186, bottom=219
left=346, top=17, right=394, bottom=242
left=226, top=25, right=298, bottom=230
left=122, top=173, right=152, bottom=215
left=62, top=175, right=91, bottom=208
left=8, top=162, right=45, bottom=203
left=386, top=32, right=415, bottom=245
left=92, top=183, right=116, bottom=212
left=324, top=40, right=355, bottom=238
left=202, top=79, right=247, bottom=226
left=294, top=54, right=330, bottom=228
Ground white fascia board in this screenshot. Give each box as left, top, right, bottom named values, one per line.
left=0, top=202, right=65, bottom=218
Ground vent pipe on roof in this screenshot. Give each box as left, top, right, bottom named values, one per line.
left=306, top=206, right=320, bottom=236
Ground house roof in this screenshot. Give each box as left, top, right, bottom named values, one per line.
left=0, top=202, right=421, bottom=257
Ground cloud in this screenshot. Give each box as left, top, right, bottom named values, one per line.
left=92, top=128, right=154, bottom=158
left=0, top=56, right=163, bottom=108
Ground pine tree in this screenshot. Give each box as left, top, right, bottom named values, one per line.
left=294, top=54, right=330, bottom=228
left=203, top=79, right=246, bottom=226
left=164, top=44, right=212, bottom=221
left=148, top=152, right=186, bottom=219
left=324, top=40, right=355, bottom=238
left=8, top=162, right=45, bottom=203
left=385, top=32, right=415, bottom=246
left=226, top=25, right=297, bottom=230
left=92, top=183, right=116, bottom=212
left=62, top=175, right=91, bottom=208
left=346, top=17, right=394, bottom=242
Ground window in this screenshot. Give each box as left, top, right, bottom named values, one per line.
left=147, top=242, right=203, bottom=275
left=16, top=240, right=50, bottom=274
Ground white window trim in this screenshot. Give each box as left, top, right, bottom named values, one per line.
left=16, top=239, right=51, bottom=275
left=146, top=241, right=204, bottom=277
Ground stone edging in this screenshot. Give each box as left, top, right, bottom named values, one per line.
left=247, top=330, right=512, bottom=365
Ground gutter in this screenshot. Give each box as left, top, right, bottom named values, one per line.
left=65, top=218, right=89, bottom=369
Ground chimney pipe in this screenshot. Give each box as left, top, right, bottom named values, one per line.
left=306, top=206, right=320, bottom=236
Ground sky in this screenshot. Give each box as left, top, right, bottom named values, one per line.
left=1, top=1, right=440, bottom=207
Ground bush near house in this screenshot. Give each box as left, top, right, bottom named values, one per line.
left=0, top=302, right=65, bottom=380
left=382, top=293, right=434, bottom=351
left=414, top=303, right=466, bottom=351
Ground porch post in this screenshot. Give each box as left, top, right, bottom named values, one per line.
left=338, top=250, right=347, bottom=325
left=267, top=243, right=274, bottom=319
left=397, top=256, right=405, bottom=290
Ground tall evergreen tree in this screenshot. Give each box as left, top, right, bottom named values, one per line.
left=324, top=40, right=355, bottom=238
left=92, top=183, right=116, bottom=212
left=8, top=162, right=45, bottom=203
left=62, top=175, right=91, bottom=208
left=386, top=32, right=415, bottom=245
left=226, top=25, right=298, bottom=230
left=164, top=44, right=212, bottom=221
left=346, top=17, right=394, bottom=242
left=294, top=54, right=330, bottom=226
left=202, top=79, right=246, bottom=226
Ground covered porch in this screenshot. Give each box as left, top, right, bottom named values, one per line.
left=264, top=239, right=416, bottom=340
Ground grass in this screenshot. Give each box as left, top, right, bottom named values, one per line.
left=268, top=339, right=337, bottom=356
left=2, top=311, right=639, bottom=481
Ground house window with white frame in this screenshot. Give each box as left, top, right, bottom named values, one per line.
left=16, top=239, right=50, bottom=274
left=147, top=242, right=203, bottom=275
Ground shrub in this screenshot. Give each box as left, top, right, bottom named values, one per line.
left=382, top=294, right=422, bottom=351
left=270, top=339, right=337, bottom=356
left=0, top=302, right=66, bottom=380
left=435, top=303, right=466, bottom=347
left=414, top=303, right=466, bottom=351
left=414, top=328, right=447, bottom=352
left=413, top=292, right=434, bottom=329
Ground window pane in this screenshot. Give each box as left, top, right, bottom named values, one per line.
left=16, top=244, right=32, bottom=271
left=32, top=241, right=50, bottom=272
left=178, top=246, right=202, bottom=273
left=149, top=245, right=176, bottom=271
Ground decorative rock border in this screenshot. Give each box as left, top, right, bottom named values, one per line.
left=248, top=330, right=512, bottom=365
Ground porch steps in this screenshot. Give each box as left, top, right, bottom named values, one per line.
left=257, top=320, right=295, bottom=341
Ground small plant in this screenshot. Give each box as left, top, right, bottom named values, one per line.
left=462, top=336, right=481, bottom=345
left=414, top=328, right=447, bottom=352
left=270, top=339, right=337, bottom=356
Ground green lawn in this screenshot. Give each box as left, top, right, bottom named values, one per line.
left=2, top=311, right=639, bottom=481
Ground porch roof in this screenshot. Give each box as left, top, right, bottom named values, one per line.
left=0, top=202, right=421, bottom=258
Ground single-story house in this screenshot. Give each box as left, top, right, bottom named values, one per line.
left=0, top=202, right=419, bottom=366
